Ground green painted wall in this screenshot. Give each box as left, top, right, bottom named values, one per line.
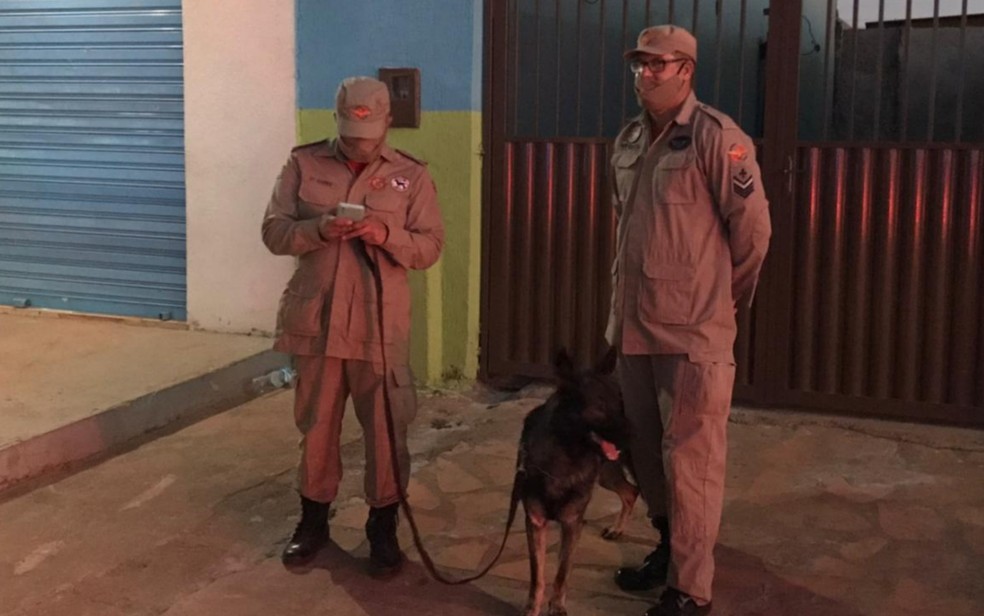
left=297, top=110, right=482, bottom=384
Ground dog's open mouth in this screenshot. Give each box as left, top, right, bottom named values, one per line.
left=590, top=432, right=621, bottom=461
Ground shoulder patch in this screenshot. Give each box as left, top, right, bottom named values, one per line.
left=395, top=148, right=428, bottom=166
left=616, top=115, right=647, bottom=148
left=291, top=139, right=327, bottom=152
left=727, top=143, right=749, bottom=162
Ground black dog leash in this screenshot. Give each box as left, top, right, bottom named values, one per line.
left=365, top=246, right=523, bottom=584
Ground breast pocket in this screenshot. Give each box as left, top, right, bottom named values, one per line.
left=654, top=150, right=696, bottom=205
left=612, top=150, right=641, bottom=205
left=365, top=190, right=407, bottom=226
left=297, top=179, right=342, bottom=218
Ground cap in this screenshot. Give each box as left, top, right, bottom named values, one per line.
left=335, top=77, right=390, bottom=139
left=624, top=25, right=698, bottom=63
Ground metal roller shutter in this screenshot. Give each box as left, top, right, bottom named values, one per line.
left=0, top=0, right=185, bottom=320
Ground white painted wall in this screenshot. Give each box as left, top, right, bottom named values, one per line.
left=183, top=0, right=296, bottom=334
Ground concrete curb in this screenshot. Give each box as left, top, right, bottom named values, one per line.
left=0, top=350, right=290, bottom=492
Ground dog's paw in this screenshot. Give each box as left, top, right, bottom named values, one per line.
left=601, top=526, right=623, bottom=540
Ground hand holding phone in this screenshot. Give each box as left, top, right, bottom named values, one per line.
left=341, top=218, right=389, bottom=245
left=336, top=202, right=366, bottom=221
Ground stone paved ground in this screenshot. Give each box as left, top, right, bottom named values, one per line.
left=1, top=384, right=982, bottom=616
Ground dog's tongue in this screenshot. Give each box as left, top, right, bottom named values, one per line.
left=591, top=433, right=620, bottom=461
left=599, top=439, right=620, bottom=460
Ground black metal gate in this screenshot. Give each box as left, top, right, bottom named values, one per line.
left=481, top=0, right=984, bottom=427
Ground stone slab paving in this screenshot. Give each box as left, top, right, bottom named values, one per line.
left=1, top=384, right=982, bottom=616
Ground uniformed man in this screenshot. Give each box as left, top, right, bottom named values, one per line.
left=261, top=76, right=444, bottom=578
left=606, top=25, right=771, bottom=616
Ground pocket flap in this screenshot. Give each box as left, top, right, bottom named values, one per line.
left=391, top=366, right=414, bottom=387
left=642, top=262, right=694, bottom=281
left=366, top=190, right=402, bottom=213
left=286, top=274, right=321, bottom=298
left=657, top=150, right=694, bottom=170
left=298, top=180, right=339, bottom=206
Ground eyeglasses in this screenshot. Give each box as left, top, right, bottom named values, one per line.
left=629, top=57, right=687, bottom=76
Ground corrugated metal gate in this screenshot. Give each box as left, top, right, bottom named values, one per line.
left=0, top=0, right=186, bottom=320
left=481, top=0, right=984, bottom=427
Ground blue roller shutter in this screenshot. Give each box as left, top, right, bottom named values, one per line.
left=0, top=0, right=185, bottom=320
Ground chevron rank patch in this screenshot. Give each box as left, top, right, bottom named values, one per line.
left=732, top=168, right=754, bottom=198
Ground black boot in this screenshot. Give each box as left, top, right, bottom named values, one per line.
left=365, top=503, right=404, bottom=579
left=615, top=515, right=670, bottom=592
left=644, top=587, right=712, bottom=615
left=281, top=496, right=330, bottom=566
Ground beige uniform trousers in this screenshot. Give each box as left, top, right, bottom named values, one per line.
left=293, top=356, right=417, bottom=508
left=618, top=353, right=735, bottom=605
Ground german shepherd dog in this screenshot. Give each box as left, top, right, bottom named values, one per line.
left=517, top=347, right=639, bottom=616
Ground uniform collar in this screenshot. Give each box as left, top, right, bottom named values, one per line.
left=627, top=90, right=697, bottom=146
left=379, top=143, right=399, bottom=162
left=637, top=90, right=698, bottom=133
left=316, top=138, right=399, bottom=163
left=672, top=90, right=699, bottom=126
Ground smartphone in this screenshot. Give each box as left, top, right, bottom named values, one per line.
left=336, top=202, right=366, bottom=221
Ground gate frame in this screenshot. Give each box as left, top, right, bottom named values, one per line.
left=479, top=0, right=983, bottom=427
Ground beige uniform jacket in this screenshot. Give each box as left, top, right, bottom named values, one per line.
left=262, top=139, right=444, bottom=369
left=606, top=92, right=771, bottom=363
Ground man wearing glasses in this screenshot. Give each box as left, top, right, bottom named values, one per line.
left=606, top=25, right=771, bottom=616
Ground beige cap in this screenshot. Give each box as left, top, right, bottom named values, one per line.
left=624, top=25, right=698, bottom=63
left=335, top=77, right=390, bottom=139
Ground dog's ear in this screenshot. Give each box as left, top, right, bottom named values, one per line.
left=553, top=347, right=576, bottom=380
left=593, top=345, right=617, bottom=376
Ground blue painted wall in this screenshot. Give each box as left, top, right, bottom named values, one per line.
left=296, top=0, right=482, bottom=111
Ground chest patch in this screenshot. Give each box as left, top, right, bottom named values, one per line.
left=668, top=135, right=692, bottom=151
left=391, top=176, right=411, bottom=192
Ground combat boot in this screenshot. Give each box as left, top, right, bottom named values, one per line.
left=281, top=496, right=330, bottom=565
left=615, top=515, right=670, bottom=591
left=365, top=503, right=405, bottom=578
left=645, top=587, right=712, bottom=615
